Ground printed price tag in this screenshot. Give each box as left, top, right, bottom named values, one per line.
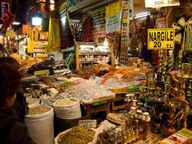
left=79, top=120, right=97, bottom=128
left=34, top=70, right=49, bottom=77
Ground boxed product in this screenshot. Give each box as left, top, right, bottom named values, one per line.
left=160, top=128, right=192, bottom=144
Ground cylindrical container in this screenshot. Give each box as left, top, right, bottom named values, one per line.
left=25, top=106, right=54, bottom=144
left=53, top=99, right=81, bottom=120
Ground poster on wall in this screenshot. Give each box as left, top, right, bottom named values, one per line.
left=105, top=1, right=121, bottom=33
left=145, top=0, right=180, bottom=8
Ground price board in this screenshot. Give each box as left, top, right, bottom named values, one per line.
left=148, top=28, right=175, bottom=50
left=78, top=120, right=97, bottom=128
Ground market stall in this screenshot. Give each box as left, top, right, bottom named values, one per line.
left=2, top=0, right=192, bottom=144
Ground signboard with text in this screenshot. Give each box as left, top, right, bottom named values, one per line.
left=34, top=70, right=49, bottom=77
left=147, top=28, right=175, bottom=50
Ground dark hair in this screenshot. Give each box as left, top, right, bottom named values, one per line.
left=0, top=44, right=3, bottom=49
left=12, top=48, right=18, bottom=53
left=0, top=57, right=20, bottom=70
left=0, top=64, right=21, bottom=107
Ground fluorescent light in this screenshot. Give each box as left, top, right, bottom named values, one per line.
left=32, top=16, right=42, bottom=26
left=145, top=0, right=180, bottom=8
left=50, top=4, right=55, bottom=11
left=50, top=0, right=55, bottom=4
left=135, top=11, right=150, bottom=19
left=61, top=16, right=66, bottom=25
left=12, top=21, right=21, bottom=26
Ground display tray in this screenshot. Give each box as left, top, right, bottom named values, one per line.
left=111, top=87, right=140, bottom=94
left=111, top=87, right=128, bottom=94
left=55, top=128, right=96, bottom=144
left=55, top=128, right=71, bottom=144
left=82, top=95, right=115, bottom=104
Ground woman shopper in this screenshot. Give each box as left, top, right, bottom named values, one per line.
left=0, top=57, right=28, bottom=123
left=0, top=63, right=35, bottom=144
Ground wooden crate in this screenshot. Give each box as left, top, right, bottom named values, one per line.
left=82, top=100, right=112, bottom=118
left=111, top=94, right=129, bottom=111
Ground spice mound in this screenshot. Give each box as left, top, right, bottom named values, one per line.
left=54, top=98, right=77, bottom=107
left=28, top=106, right=50, bottom=115
left=58, top=127, right=95, bottom=144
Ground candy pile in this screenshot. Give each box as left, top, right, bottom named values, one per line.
left=60, top=79, right=114, bottom=102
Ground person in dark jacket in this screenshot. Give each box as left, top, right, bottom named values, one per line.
left=0, top=57, right=28, bottom=123
left=0, top=63, right=35, bottom=144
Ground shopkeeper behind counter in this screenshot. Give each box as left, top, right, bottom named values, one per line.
left=10, top=48, right=22, bottom=64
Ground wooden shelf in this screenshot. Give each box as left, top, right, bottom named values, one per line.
left=79, top=52, right=110, bottom=56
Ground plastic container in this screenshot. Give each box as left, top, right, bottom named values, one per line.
left=25, top=106, right=54, bottom=144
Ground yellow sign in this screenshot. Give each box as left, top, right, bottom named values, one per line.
left=106, top=0, right=121, bottom=17
left=34, top=70, right=49, bottom=77
left=148, top=28, right=175, bottom=50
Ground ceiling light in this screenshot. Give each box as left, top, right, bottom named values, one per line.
left=50, top=4, right=55, bottom=11
left=50, top=0, right=55, bottom=4
left=145, top=0, right=180, bottom=8
left=32, top=16, right=42, bottom=26
left=61, top=16, right=66, bottom=25
left=12, top=21, right=21, bottom=26
left=135, top=11, right=150, bottom=19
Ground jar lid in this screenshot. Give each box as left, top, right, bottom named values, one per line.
left=131, top=106, right=137, bottom=110
left=137, top=109, right=142, bottom=113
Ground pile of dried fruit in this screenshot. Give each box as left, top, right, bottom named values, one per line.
left=57, top=127, right=95, bottom=144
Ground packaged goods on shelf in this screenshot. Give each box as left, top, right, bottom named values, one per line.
left=76, top=63, right=112, bottom=79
